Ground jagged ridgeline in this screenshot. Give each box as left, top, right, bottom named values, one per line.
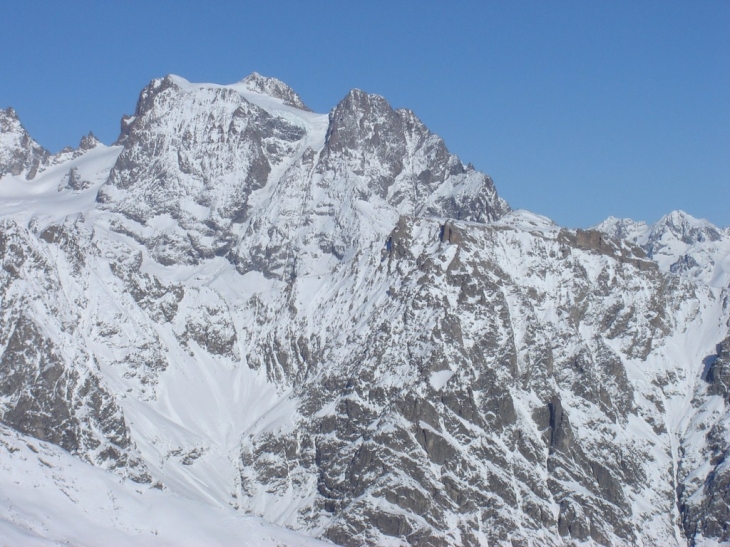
left=0, top=74, right=729, bottom=546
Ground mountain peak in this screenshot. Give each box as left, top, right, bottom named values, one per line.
left=592, top=216, right=648, bottom=242
left=79, top=131, right=100, bottom=150
left=0, top=107, right=49, bottom=179
left=3, top=73, right=730, bottom=547
left=1, top=107, right=19, bottom=122
left=340, top=88, right=389, bottom=110
left=1, top=107, right=22, bottom=133
left=240, top=72, right=311, bottom=111
left=660, top=209, right=699, bottom=225
left=652, top=210, right=723, bottom=244
left=594, top=210, right=730, bottom=287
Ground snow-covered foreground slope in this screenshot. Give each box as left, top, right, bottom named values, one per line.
left=0, top=425, right=329, bottom=547
left=1, top=75, right=729, bottom=546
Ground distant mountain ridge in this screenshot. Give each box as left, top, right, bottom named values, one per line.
left=1, top=74, right=729, bottom=546
left=595, top=210, right=730, bottom=288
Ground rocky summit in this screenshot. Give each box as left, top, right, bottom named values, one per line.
left=0, top=74, right=729, bottom=546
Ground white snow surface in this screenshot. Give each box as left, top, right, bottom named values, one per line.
left=595, top=210, right=730, bottom=288
left=0, top=425, right=329, bottom=547
left=0, top=143, right=122, bottom=226
left=1, top=74, right=729, bottom=546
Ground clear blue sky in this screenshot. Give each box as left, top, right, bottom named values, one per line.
left=1, top=1, right=728, bottom=228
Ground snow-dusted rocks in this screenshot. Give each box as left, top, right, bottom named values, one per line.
left=0, top=108, right=49, bottom=179
left=596, top=210, right=730, bottom=545
left=679, top=333, right=730, bottom=544
left=96, top=73, right=507, bottom=275
left=322, top=88, right=508, bottom=223
left=0, top=218, right=150, bottom=482
left=595, top=210, right=730, bottom=288
left=1, top=74, right=729, bottom=546
left=240, top=71, right=312, bottom=111
left=98, top=74, right=315, bottom=266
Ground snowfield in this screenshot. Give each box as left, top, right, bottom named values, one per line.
left=0, top=425, right=329, bottom=546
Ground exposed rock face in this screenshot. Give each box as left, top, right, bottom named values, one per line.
left=320, top=89, right=507, bottom=223
left=238, top=214, right=705, bottom=545
left=0, top=107, right=49, bottom=179
left=97, top=74, right=312, bottom=265
left=240, top=72, right=312, bottom=111
left=0, top=220, right=149, bottom=481
left=1, top=74, right=730, bottom=546
left=596, top=212, right=730, bottom=547
left=79, top=131, right=101, bottom=151
left=95, top=74, right=507, bottom=280
left=677, top=334, right=730, bottom=546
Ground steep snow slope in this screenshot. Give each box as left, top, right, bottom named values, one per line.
left=595, top=211, right=730, bottom=545
left=0, top=141, right=122, bottom=224
left=1, top=74, right=729, bottom=546
left=0, top=424, right=330, bottom=547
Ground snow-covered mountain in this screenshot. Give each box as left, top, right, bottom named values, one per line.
left=595, top=211, right=730, bottom=288
left=0, top=424, right=331, bottom=546
left=1, top=74, right=729, bottom=546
